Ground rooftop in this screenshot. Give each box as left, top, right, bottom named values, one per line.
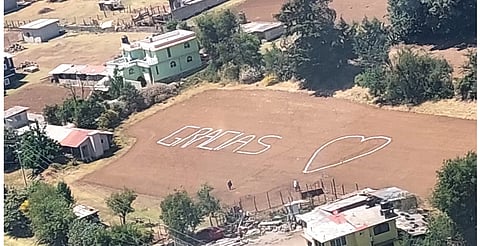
left=297, top=197, right=397, bottom=243
left=123, top=30, right=197, bottom=52
left=20, top=18, right=59, bottom=30
left=49, top=64, right=107, bottom=76
left=395, top=210, right=428, bottom=236
left=73, top=204, right=99, bottom=219
left=44, top=125, right=113, bottom=148
left=241, top=21, right=284, bottom=33
left=5, top=106, right=29, bottom=118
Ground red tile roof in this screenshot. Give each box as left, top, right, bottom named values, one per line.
left=60, top=130, right=89, bottom=148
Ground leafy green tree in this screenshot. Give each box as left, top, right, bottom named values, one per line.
left=67, top=219, right=108, bottom=246
left=160, top=189, right=202, bottom=235
left=383, top=49, right=453, bottom=105
left=274, top=0, right=350, bottom=88
left=28, top=182, right=76, bottom=245
left=56, top=181, right=75, bottom=206
left=352, top=17, right=392, bottom=68
left=420, top=213, right=465, bottom=246
left=43, top=105, right=62, bottom=126
left=18, top=122, right=62, bottom=176
left=107, top=67, right=126, bottom=100
left=387, top=0, right=428, bottom=42
left=432, top=151, right=476, bottom=245
left=4, top=186, right=32, bottom=238
left=263, top=43, right=289, bottom=78
left=106, top=188, right=138, bottom=225
left=196, top=184, right=221, bottom=226
left=97, top=109, right=121, bottom=130
left=4, top=127, right=19, bottom=170
left=457, top=51, right=477, bottom=101
left=354, top=67, right=386, bottom=97
left=108, top=223, right=154, bottom=246
left=118, top=82, right=147, bottom=116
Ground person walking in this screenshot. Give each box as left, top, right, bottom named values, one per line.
left=227, top=180, right=233, bottom=190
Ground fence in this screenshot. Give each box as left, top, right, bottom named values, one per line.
left=234, top=177, right=363, bottom=213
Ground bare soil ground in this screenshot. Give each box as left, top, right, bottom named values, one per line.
left=4, top=0, right=169, bottom=24
left=4, top=32, right=151, bottom=111
left=232, top=0, right=388, bottom=22
left=80, top=89, right=476, bottom=208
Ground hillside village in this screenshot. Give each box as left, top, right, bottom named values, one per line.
left=3, top=0, right=477, bottom=246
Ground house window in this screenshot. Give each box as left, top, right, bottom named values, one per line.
left=166, top=48, right=172, bottom=58
left=187, top=56, right=193, bottom=62
left=184, top=42, right=190, bottom=48
left=4, top=78, right=10, bottom=86
left=170, top=61, right=177, bottom=68
left=155, top=66, right=159, bottom=74
left=374, top=222, right=390, bottom=235
left=128, top=68, right=135, bottom=75
left=331, top=236, right=346, bottom=246
left=101, top=139, right=104, bottom=143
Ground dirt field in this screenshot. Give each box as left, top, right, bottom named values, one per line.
left=4, top=0, right=169, bottom=25
left=4, top=32, right=151, bottom=112
left=232, top=0, right=388, bottom=22
left=81, top=89, right=476, bottom=208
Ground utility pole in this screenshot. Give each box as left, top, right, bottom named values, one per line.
left=16, top=151, right=28, bottom=187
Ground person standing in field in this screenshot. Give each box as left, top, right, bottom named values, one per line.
left=293, top=179, right=300, bottom=192
left=227, top=180, right=233, bottom=190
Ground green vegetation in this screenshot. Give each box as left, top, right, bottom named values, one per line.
left=160, top=189, right=202, bottom=235
left=106, top=188, right=138, bottom=225
left=457, top=51, right=477, bottom=101
left=196, top=184, right=221, bottom=227
left=4, top=186, right=32, bottom=238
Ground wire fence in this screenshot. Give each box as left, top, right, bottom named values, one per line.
left=233, top=177, right=364, bottom=213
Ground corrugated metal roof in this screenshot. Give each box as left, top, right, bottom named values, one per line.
left=60, top=130, right=90, bottom=148
left=4, top=106, right=29, bottom=118
left=44, top=125, right=73, bottom=143
left=49, top=64, right=107, bottom=76
left=20, top=18, right=59, bottom=29
left=241, top=21, right=283, bottom=33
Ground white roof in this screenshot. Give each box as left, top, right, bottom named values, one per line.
left=20, top=18, right=59, bottom=30
left=44, top=125, right=74, bottom=143
left=123, top=30, right=197, bottom=52
left=5, top=106, right=29, bottom=118
left=73, top=204, right=99, bottom=219
left=241, top=21, right=283, bottom=33
left=4, top=52, right=14, bottom=59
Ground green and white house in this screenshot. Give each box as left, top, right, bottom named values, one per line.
left=106, top=29, right=202, bottom=88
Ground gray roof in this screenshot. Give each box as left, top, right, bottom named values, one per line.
left=4, top=106, right=29, bottom=118
left=241, top=21, right=284, bottom=33
left=20, top=18, right=59, bottom=30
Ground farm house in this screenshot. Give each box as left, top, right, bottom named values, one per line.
left=19, top=19, right=61, bottom=43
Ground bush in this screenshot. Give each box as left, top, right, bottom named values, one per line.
left=456, top=51, right=477, bottom=101
left=220, top=63, right=240, bottom=81
left=260, top=74, right=280, bottom=87
left=139, top=83, right=179, bottom=107
left=239, top=65, right=263, bottom=84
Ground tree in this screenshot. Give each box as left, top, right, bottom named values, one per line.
left=419, top=213, right=466, bottom=246
left=432, top=151, right=476, bottom=245
left=107, top=67, right=127, bottom=100
left=457, top=51, right=477, bottom=101
left=18, top=122, right=62, bottom=176
left=4, top=127, right=19, bottom=170
left=43, top=105, right=62, bottom=126
left=384, top=49, right=454, bottom=104
left=160, top=189, right=202, bottom=235
left=28, top=182, right=76, bottom=245
left=274, top=0, right=351, bottom=88
left=196, top=184, right=221, bottom=226
left=106, top=188, right=137, bottom=225
left=67, top=219, right=108, bottom=246
left=352, top=17, right=392, bottom=68
left=118, top=82, right=147, bottom=116
left=387, top=0, right=428, bottom=42
left=354, top=67, right=386, bottom=97
left=4, top=186, right=32, bottom=238
left=108, top=223, right=154, bottom=246
left=56, top=181, right=75, bottom=206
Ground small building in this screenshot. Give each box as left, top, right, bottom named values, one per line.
left=4, top=52, right=17, bottom=88
left=49, top=64, right=109, bottom=89
left=4, top=0, right=18, bottom=13
left=106, top=30, right=203, bottom=88
left=296, top=187, right=428, bottom=246
left=4, top=106, right=29, bottom=129
left=98, top=0, right=124, bottom=11
left=44, top=125, right=114, bottom=162
left=19, top=19, right=61, bottom=43
left=241, top=21, right=284, bottom=41
left=73, top=204, right=100, bottom=221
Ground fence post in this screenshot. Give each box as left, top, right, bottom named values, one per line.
left=320, top=179, right=324, bottom=189
left=253, top=196, right=258, bottom=212
left=332, top=178, right=337, bottom=199
left=356, top=183, right=359, bottom=190
left=238, top=198, right=243, bottom=210
left=342, top=184, right=345, bottom=195
left=266, top=192, right=271, bottom=209
left=279, top=191, right=285, bottom=205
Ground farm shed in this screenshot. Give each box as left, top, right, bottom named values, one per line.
left=49, top=64, right=108, bottom=87
left=4, top=106, right=29, bottom=129
left=4, top=0, right=18, bottom=13
left=241, top=21, right=284, bottom=41
left=19, top=19, right=61, bottom=43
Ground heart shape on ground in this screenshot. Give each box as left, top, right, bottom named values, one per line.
left=303, top=135, right=392, bottom=174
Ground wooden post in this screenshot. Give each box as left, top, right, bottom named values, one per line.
left=238, top=198, right=243, bottom=210
left=253, top=196, right=258, bottom=212
left=305, top=184, right=309, bottom=191
left=266, top=192, right=271, bottom=209
left=288, top=191, right=293, bottom=203
left=342, top=184, right=345, bottom=195
left=279, top=191, right=285, bottom=205
left=356, top=183, right=359, bottom=190
left=332, top=179, right=338, bottom=199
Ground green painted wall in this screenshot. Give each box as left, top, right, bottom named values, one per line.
left=122, top=65, right=143, bottom=81
left=323, top=221, right=399, bottom=246
left=126, top=49, right=145, bottom=60
left=371, top=221, right=398, bottom=244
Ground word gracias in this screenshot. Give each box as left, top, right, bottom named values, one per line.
left=157, top=125, right=282, bottom=155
